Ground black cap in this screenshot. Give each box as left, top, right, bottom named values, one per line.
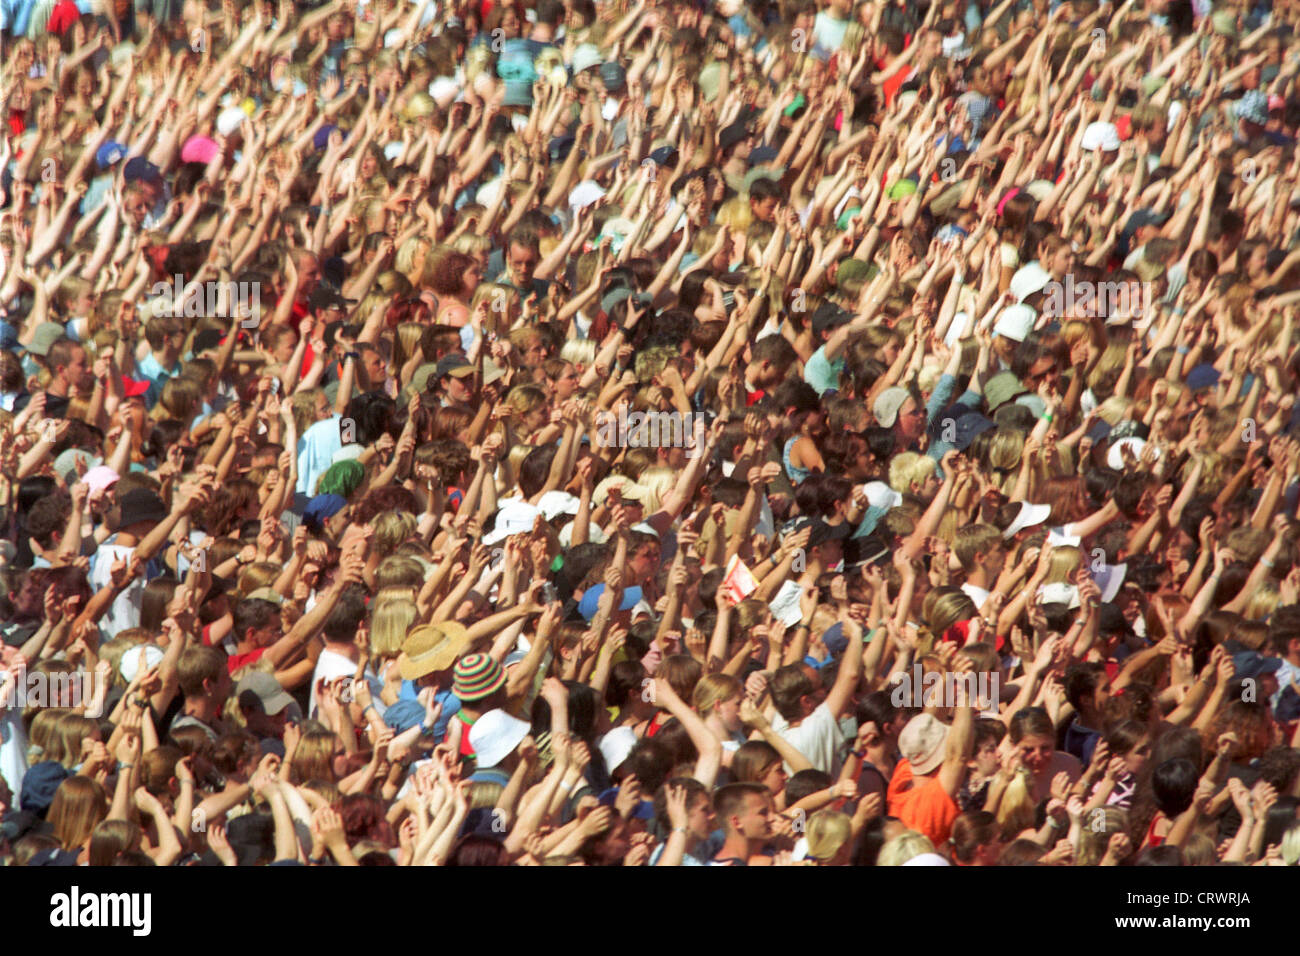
left=116, top=488, right=168, bottom=529
left=718, top=122, right=751, bottom=153
left=811, top=302, right=852, bottom=336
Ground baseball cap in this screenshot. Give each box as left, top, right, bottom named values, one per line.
left=898, top=713, right=949, bottom=775
left=598, top=726, right=637, bottom=774
left=984, top=372, right=1026, bottom=412
left=119, top=644, right=165, bottom=683
left=1185, top=364, right=1221, bottom=392
left=25, top=322, right=65, bottom=357
left=1009, top=262, right=1052, bottom=302
left=993, top=303, right=1037, bottom=342
left=873, top=386, right=909, bottom=428
left=952, top=412, right=996, bottom=451
left=484, top=500, right=543, bottom=545
left=383, top=700, right=426, bottom=733
left=811, top=302, right=852, bottom=336
left=96, top=140, right=128, bottom=170
left=537, top=490, right=581, bottom=521
left=578, top=583, right=644, bottom=622
left=237, top=671, right=300, bottom=717
left=1080, top=121, right=1121, bottom=152
left=718, top=122, right=751, bottom=153
left=435, top=354, right=475, bottom=380
left=1002, top=502, right=1051, bottom=539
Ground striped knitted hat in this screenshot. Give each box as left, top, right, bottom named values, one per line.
left=453, top=653, right=506, bottom=702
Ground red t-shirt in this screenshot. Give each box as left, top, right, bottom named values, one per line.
left=227, top=648, right=267, bottom=674
left=887, top=758, right=960, bottom=847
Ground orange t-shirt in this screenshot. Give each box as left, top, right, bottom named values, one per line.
left=887, top=758, right=960, bottom=847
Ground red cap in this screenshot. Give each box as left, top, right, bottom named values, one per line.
left=122, top=377, right=151, bottom=398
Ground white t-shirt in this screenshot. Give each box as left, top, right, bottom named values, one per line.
left=961, top=583, right=991, bottom=608
left=309, top=647, right=358, bottom=720
left=88, top=540, right=145, bottom=640
left=771, top=701, right=845, bottom=776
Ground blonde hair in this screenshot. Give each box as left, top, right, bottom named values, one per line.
left=1043, top=545, right=1082, bottom=586
left=996, top=769, right=1037, bottom=839
left=877, top=829, right=936, bottom=866
left=1281, top=821, right=1300, bottom=866
left=560, top=339, right=596, bottom=368
left=1244, top=582, right=1280, bottom=622
left=634, top=465, right=676, bottom=515
left=372, top=511, right=418, bottom=557
left=1076, top=806, right=1129, bottom=866
left=805, top=809, right=853, bottom=862
left=368, top=587, right=418, bottom=660
left=888, top=452, right=936, bottom=494
left=692, top=673, right=742, bottom=716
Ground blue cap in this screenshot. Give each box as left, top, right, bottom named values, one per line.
left=29, top=847, right=80, bottom=866
left=578, top=584, right=643, bottom=621
left=821, top=622, right=848, bottom=657
left=1186, top=364, right=1221, bottom=391
left=123, top=156, right=162, bottom=186
left=303, top=493, right=348, bottom=530
left=1233, top=651, right=1282, bottom=682
left=96, top=141, right=127, bottom=170
left=600, top=62, right=626, bottom=92
left=20, top=761, right=71, bottom=815
left=314, top=124, right=342, bottom=151
left=1276, top=685, right=1300, bottom=723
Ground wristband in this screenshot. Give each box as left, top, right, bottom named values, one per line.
left=1176, top=345, right=1190, bottom=355
left=1261, top=558, right=1276, bottom=569
left=850, top=750, right=866, bottom=759
left=558, top=779, right=574, bottom=793
left=672, top=826, right=688, bottom=834
left=308, top=854, right=329, bottom=865
left=117, top=762, right=134, bottom=771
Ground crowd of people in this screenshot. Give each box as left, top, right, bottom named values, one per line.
left=2, top=0, right=1300, bottom=868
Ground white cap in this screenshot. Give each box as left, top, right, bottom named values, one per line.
left=484, top=500, right=543, bottom=545
left=537, top=490, right=581, bottom=521
left=572, top=43, right=602, bottom=75
left=429, top=76, right=460, bottom=107
left=468, top=709, right=531, bottom=769
left=1003, top=502, right=1051, bottom=539
left=598, top=726, right=637, bottom=774
left=216, top=106, right=249, bottom=138
left=1038, top=582, right=1081, bottom=609
left=901, top=852, right=952, bottom=867
left=993, top=303, right=1037, bottom=342
left=1107, top=436, right=1157, bottom=470
left=568, top=179, right=606, bottom=210
left=1009, top=262, right=1052, bottom=303
left=1080, top=121, right=1121, bottom=152
left=862, top=481, right=903, bottom=510
left=1093, top=562, right=1128, bottom=603
left=120, top=644, right=165, bottom=684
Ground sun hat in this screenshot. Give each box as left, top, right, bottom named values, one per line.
left=899, top=713, right=949, bottom=775
left=397, top=622, right=470, bottom=680
left=453, top=653, right=506, bottom=702
left=469, top=709, right=531, bottom=768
